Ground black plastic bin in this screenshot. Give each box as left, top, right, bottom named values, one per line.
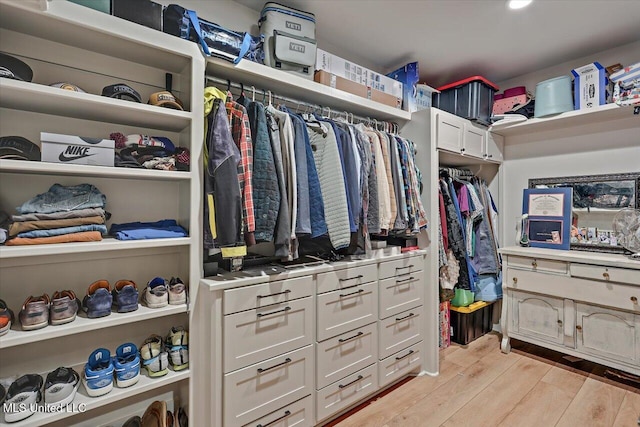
left=433, top=76, right=499, bottom=126
left=449, top=301, right=494, bottom=345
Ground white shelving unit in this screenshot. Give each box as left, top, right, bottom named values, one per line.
left=0, top=1, right=203, bottom=425
left=205, top=56, right=412, bottom=123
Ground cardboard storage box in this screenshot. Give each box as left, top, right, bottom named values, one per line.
left=387, top=62, right=420, bottom=112
left=449, top=301, right=494, bottom=345
left=315, top=48, right=403, bottom=98
left=41, top=132, right=115, bottom=167
left=314, top=70, right=401, bottom=109
left=571, top=61, right=606, bottom=109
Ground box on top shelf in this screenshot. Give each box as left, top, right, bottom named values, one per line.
left=41, top=132, right=114, bottom=167
left=571, top=61, right=606, bottom=110
left=386, top=62, right=419, bottom=113
left=315, top=48, right=403, bottom=98
left=112, top=0, right=163, bottom=31
left=433, top=75, right=498, bottom=126
left=314, top=70, right=401, bottom=109
left=414, top=83, right=439, bottom=111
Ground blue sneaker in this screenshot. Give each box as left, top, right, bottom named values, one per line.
left=82, top=348, right=114, bottom=397
left=113, top=342, right=140, bottom=388
left=112, top=280, right=139, bottom=313
left=82, top=280, right=112, bottom=318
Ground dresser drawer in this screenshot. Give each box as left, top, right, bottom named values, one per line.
left=507, top=255, right=568, bottom=275
left=317, top=281, right=378, bottom=341
left=224, top=297, right=313, bottom=373
left=379, top=270, right=424, bottom=319
left=378, top=255, right=423, bottom=280
left=570, top=263, right=640, bottom=286
left=378, top=342, right=422, bottom=388
left=317, top=264, right=377, bottom=294
left=316, top=364, right=378, bottom=423
left=224, top=275, right=313, bottom=315
left=506, top=268, right=640, bottom=312
left=243, top=395, right=313, bottom=427
left=379, top=307, right=423, bottom=360
left=224, top=345, right=313, bottom=427
left=316, top=322, right=378, bottom=390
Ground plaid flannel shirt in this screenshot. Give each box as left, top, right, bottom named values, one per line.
left=225, top=100, right=256, bottom=233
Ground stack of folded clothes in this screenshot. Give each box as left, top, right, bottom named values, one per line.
left=6, top=183, right=108, bottom=246
left=110, top=133, right=190, bottom=171
left=110, top=219, right=188, bottom=241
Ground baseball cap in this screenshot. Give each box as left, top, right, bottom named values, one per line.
left=148, top=91, right=184, bottom=111
left=0, top=136, right=41, bottom=161
left=0, top=53, right=33, bottom=82
left=50, top=82, right=86, bottom=93
left=101, top=83, right=142, bottom=103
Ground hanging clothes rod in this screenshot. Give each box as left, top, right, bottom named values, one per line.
left=205, top=75, right=399, bottom=133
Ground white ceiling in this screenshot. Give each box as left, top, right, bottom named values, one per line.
left=235, top=0, right=640, bottom=88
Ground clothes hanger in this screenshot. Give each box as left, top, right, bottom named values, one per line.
left=251, top=85, right=256, bottom=102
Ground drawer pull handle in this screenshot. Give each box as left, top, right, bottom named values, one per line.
left=396, top=349, right=415, bottom=361
left=396, top=312, right=415, bottom=321
left=256, top=410, right=291, bottom=427
left=632, top=296, right=638, bottom=304
left=339, top=375, right=364, bottom=389
left=340, top=289, right=364, bottom=298
left=257, top=357, right=292, bottom=373
left=257, top=306, right=291, bottom=318
left=603, top=272, right=610, bottom=280
left=339, top=331, right=364, bottom=343
left=576, top=325, right=582, bottom=331
left=339, top=274, right=364, bottom=282
left=396, top=276, right=415, bottom=284
left=531, top=261, right=538, bottom=268
left=513, top=277, right=518, bottom=284
left=257, top=289, right=291, bottom=299
left=396, top=265, right=414, bottom=272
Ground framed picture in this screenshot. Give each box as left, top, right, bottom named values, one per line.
left=523, top=187, right=572, bottom=250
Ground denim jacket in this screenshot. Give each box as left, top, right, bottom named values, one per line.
left=17, top=184, right=106, bottom=214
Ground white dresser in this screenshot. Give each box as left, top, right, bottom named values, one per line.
left=193, top=250, right=427, bottom=426
left=500, top=246, right=640, bottom=375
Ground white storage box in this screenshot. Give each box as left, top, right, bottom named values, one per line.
left=415, top=84, right=439, bottom=111
left=41, top=132, right=114, bottom=166
left=571, top=62, right=606, bottom=109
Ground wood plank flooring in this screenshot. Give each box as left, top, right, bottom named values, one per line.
left=328, top=333, right=640, bottom=427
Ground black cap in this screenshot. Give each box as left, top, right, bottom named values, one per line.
left=0, top=136, right=41, bottom=161
left=0, top=53, right=33, bottom=82
left=101, top=83, right=142, bottom=103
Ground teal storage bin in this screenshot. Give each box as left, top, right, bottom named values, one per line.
left=534, top=75, right=573, bottom=118
left=67, top=0, right=111, bottom=14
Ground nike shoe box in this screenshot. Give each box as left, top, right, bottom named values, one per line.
left=41, top=132, right=114, bottom=166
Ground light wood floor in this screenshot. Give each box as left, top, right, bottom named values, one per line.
left=328, top=333, right=640, bottom=427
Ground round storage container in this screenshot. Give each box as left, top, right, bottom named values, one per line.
left=534, top=75, right=574, bottom=118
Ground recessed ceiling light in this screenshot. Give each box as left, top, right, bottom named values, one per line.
left=508, top=0, right=533, bottom=10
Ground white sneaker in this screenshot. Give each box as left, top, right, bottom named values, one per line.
left=143, top=277, right=168, bottom=308
left=168, top=277, right=187, bottom=305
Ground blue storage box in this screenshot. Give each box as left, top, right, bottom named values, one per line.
left=571, top=62, right=606, bottom=110
left=387, top=62, right=419, bottom=112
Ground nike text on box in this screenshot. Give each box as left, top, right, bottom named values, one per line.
left=41, top=132, right=114, bottom=167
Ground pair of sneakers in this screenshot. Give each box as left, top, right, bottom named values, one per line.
left=3, top=367, right=80, bottom=423
left=82, top=343, right=140, bottom=397
left=19, top=290, right=80, bottom=331
left=142, top=277, right=186, bottom=309
left=82, top=279, right=139, bottom=318
left=140, top=327, right=189, bottom=377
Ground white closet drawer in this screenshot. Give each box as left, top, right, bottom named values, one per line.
left=378, top=255, right=423, bottom=280
left=570, top=263, right=640, bottom=286
left=316, top=364, right=378, bottom=423
left=379, top=307, right=423, bottom=360
left=316, top=264, right=377, bottom=294
left=317, top=282, right=378, bottom=341
left=316, top=322, right=377, bottom=390
left=379, top=270, right=424, bottom=319
left=224, top=345, right=313, bottom=427
left=378, top=342, right=422, bottom=388
left=224, top=297, right=313, bottom=373
left=223, top=275, right=313, bottom=315
left=243, top=395, right=313, bottom=427
left=506, top=255, right=568, bottom=275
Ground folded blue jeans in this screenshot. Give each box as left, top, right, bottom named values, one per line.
left=17, top=224, right=107, bottom=238
left=17, top=184, right=106, bottom=214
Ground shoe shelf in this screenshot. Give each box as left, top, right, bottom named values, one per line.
left=206, top=56, right=412, bottom=123
left=0, top=80, right=193, bottom=133
left=0, top=369, right=190, bottom=427
left=0, top=237, right=193, bottom=260
left=0, top=304, right=188, bottom=349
